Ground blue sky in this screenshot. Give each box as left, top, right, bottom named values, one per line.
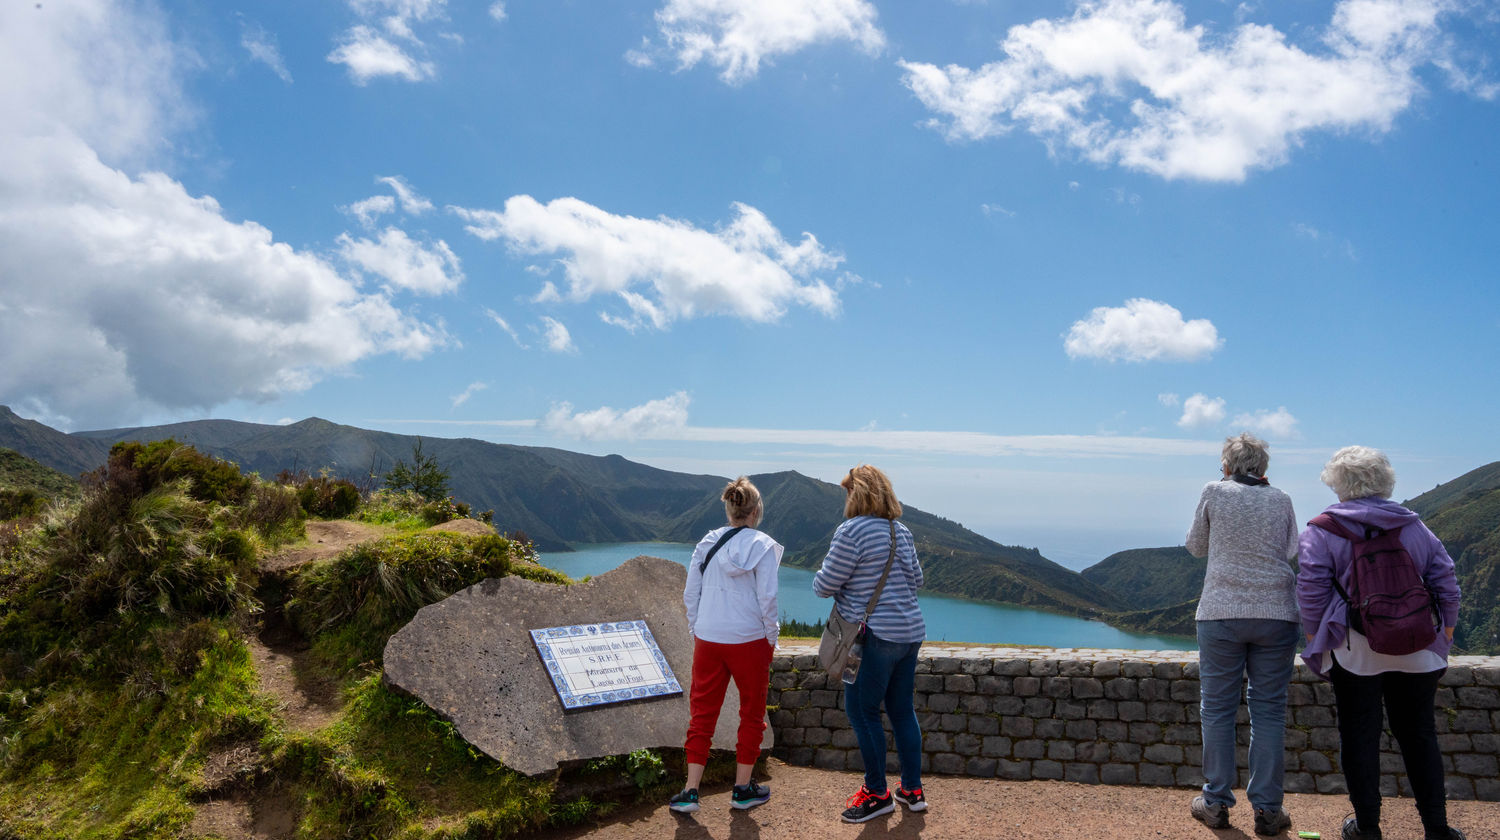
left=1, top=0, right=1497, bottom=568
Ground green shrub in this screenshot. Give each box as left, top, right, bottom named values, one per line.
left=286, top=532, right=522, bottom=655
left=0, top=488, right=46, bottom=521
left=104, top=439, right=254, bottom=506
left=0, top=442, right=301, bottom=687
left=297, top=476, right=362, bottom=518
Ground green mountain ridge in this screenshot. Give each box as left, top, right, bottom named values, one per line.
left=0, top=406, right=1118, bottom=620
left=1081, top=546, right=1204, bottom=610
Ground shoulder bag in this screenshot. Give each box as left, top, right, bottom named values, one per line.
left=818, top=519, right=899, bottom=679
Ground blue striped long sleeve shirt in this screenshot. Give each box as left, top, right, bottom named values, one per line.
left=813, top=516, right=925, bottom=644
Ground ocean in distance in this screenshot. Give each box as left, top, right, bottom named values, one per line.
left=538, top=542, right=1195, bottom=651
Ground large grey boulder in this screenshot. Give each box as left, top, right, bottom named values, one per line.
left=383, top=555, right=772, bottom=776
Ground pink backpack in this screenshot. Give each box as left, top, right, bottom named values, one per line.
left=1309, top=514, right=1438, bottom=655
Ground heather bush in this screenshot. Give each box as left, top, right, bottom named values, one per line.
left=0, top=442, right=302, bottom=686
left=106, top=439, right=254, bottom=506
left=0, top=488, right=46, bottom=521
left=296, top=475, right=361, bottom=518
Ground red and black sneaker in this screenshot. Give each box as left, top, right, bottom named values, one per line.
left=841, top=786, right=895, bottom=823
left=894, top=785, right=927, bottom=812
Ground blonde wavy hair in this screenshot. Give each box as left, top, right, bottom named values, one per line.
left=841, top=464, right=903, bottom=520
left=722, top=476, right=763, bottom=526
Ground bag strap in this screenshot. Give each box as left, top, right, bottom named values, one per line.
left=859, top=520, right=900, bottom=624
left=1308, top=514, right=1360, bottom=607
left=698, top=526, right=747, bottom=574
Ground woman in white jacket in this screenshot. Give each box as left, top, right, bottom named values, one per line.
left=669, top=477, right=782, bottom=814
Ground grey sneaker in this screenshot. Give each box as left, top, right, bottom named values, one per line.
left=668, top=788, right=699, bottom=814
left=1343, top=816, right=1382, bottom=840
left=1255, top=807, right=1292, bottom=836
left=1191, top=795, right=1230, bottom=829
left=730, top=781, right=770, bottom=810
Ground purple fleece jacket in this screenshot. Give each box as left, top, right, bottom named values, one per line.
left=1296, top=496, right=1462, bottom=678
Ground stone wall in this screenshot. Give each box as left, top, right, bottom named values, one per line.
left=768, top=643, right=1500, bottom=802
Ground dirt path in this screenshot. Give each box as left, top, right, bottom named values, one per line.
left=191, top=520, right=392, bottom=839
left=261, top=519, right=388, bottom=572
left=536, top=758, right=1500, bottom=840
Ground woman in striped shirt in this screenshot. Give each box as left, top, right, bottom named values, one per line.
left=814, top=465, right=927, bottom=823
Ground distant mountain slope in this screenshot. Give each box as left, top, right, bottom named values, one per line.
left=1408, top=463, right=1500, bottom=654
left=0, top=407, right=1125, bottom=618
left=0, top=447, right=80, bottom=498
left=1405, top=461, right=1500, bottom=519
left=0, top=406, right=110, bottom=478
left=1102, top=599, right=1198, bottom=638
left=1081, top=547, right=1204, bottom=610
left=668, top=470, right=1120, bottom=615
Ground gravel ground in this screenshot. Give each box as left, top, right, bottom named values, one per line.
left=536, top=758, right=1500, bottom=840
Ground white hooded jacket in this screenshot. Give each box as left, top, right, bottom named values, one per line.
left=683, top=526, right=782, bottom=647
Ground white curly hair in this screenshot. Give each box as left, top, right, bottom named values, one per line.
left=1320, top=446, right=1397, bottom=501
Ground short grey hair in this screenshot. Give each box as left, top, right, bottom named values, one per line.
left=1321, top=446, right=1396, bottom=501
left=1221, top=432, right=1270, bottom=477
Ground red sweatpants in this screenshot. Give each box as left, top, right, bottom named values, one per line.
left=683, top=637, right=773, bottom=766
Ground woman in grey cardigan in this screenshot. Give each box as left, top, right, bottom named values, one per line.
left=1186, top=433, right=1299, bottom=836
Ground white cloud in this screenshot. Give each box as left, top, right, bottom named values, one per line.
left=464, top=404, right=1227, bottom=458
left=539, top=316, right=577, bottom=354
left=451, top=197, right=843, bottom=330
left=489, top=2, right=507, bottom=22
left=543, top=392, right=692, bottom=440
left=980, top=203, right=1017, bottom=217
left=344, top=194, right=397, bottom=228
left=1232, top=406, right=1300, bottom=438
left=647, top=0, right=886, bottom=84
left=900, top=0, right=1470, bottom=181
left=328, top=25, right=435, bottom=83
left=337, top=228, right=463, bottom=295
left=1064, top=298, right=1222, bottom=362
left=1178, top=394, right=1227, bottom=429
left=241, top=23, right=293, bottom=83
left=0, top=0, right=446, bottom=427
left=450, top=381, right=488, bottom=408
left=484, top=308, right=527, bottom=348
left=1158, top=392, right=1180, bottom=407
left=377, top=175, right=433, bottom=214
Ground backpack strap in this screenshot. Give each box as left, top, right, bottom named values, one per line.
left=1308, top=513, right=1357, bottom=542
left=1308, top=514, right=1357, bottom=607
left=698, top=526, right=747, bottom=574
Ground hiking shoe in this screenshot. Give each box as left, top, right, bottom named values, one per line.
left=894, top=785, right=928, bottom=812
left=1425, top=829, right=1466, bottom=840
left=668, top=788, right=699, bottom=814
left=1343, top=816, right=1382, bottom=840
left=730, top=781, right=770, bottom=810
left=1255, top=807, right=1292, bottom=835
left=1191, top=795, right=1230, bottom=829
left=841, top=786, right=895, bottom=823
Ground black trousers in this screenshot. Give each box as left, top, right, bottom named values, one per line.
left=1330, top=660, right=1448, bottom=835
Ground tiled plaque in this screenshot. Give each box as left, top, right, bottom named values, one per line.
left=530, top=620, right=682, bottom=710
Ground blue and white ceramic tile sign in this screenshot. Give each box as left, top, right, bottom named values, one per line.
left=530, top=620, right=682, bottom=710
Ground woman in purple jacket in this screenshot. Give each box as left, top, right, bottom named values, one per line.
left=1298, top=446, right=1464, bottom=840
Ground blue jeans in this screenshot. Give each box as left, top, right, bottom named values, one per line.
left=1197, top=618, right=1299, bottom=810
left=843, top=631, right=923, bottom=794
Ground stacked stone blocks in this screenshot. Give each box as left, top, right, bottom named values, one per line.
left=767, top=647, right=1500, bottom=802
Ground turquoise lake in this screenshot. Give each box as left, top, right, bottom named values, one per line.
left=537, top=542, right=1195, bottom=651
